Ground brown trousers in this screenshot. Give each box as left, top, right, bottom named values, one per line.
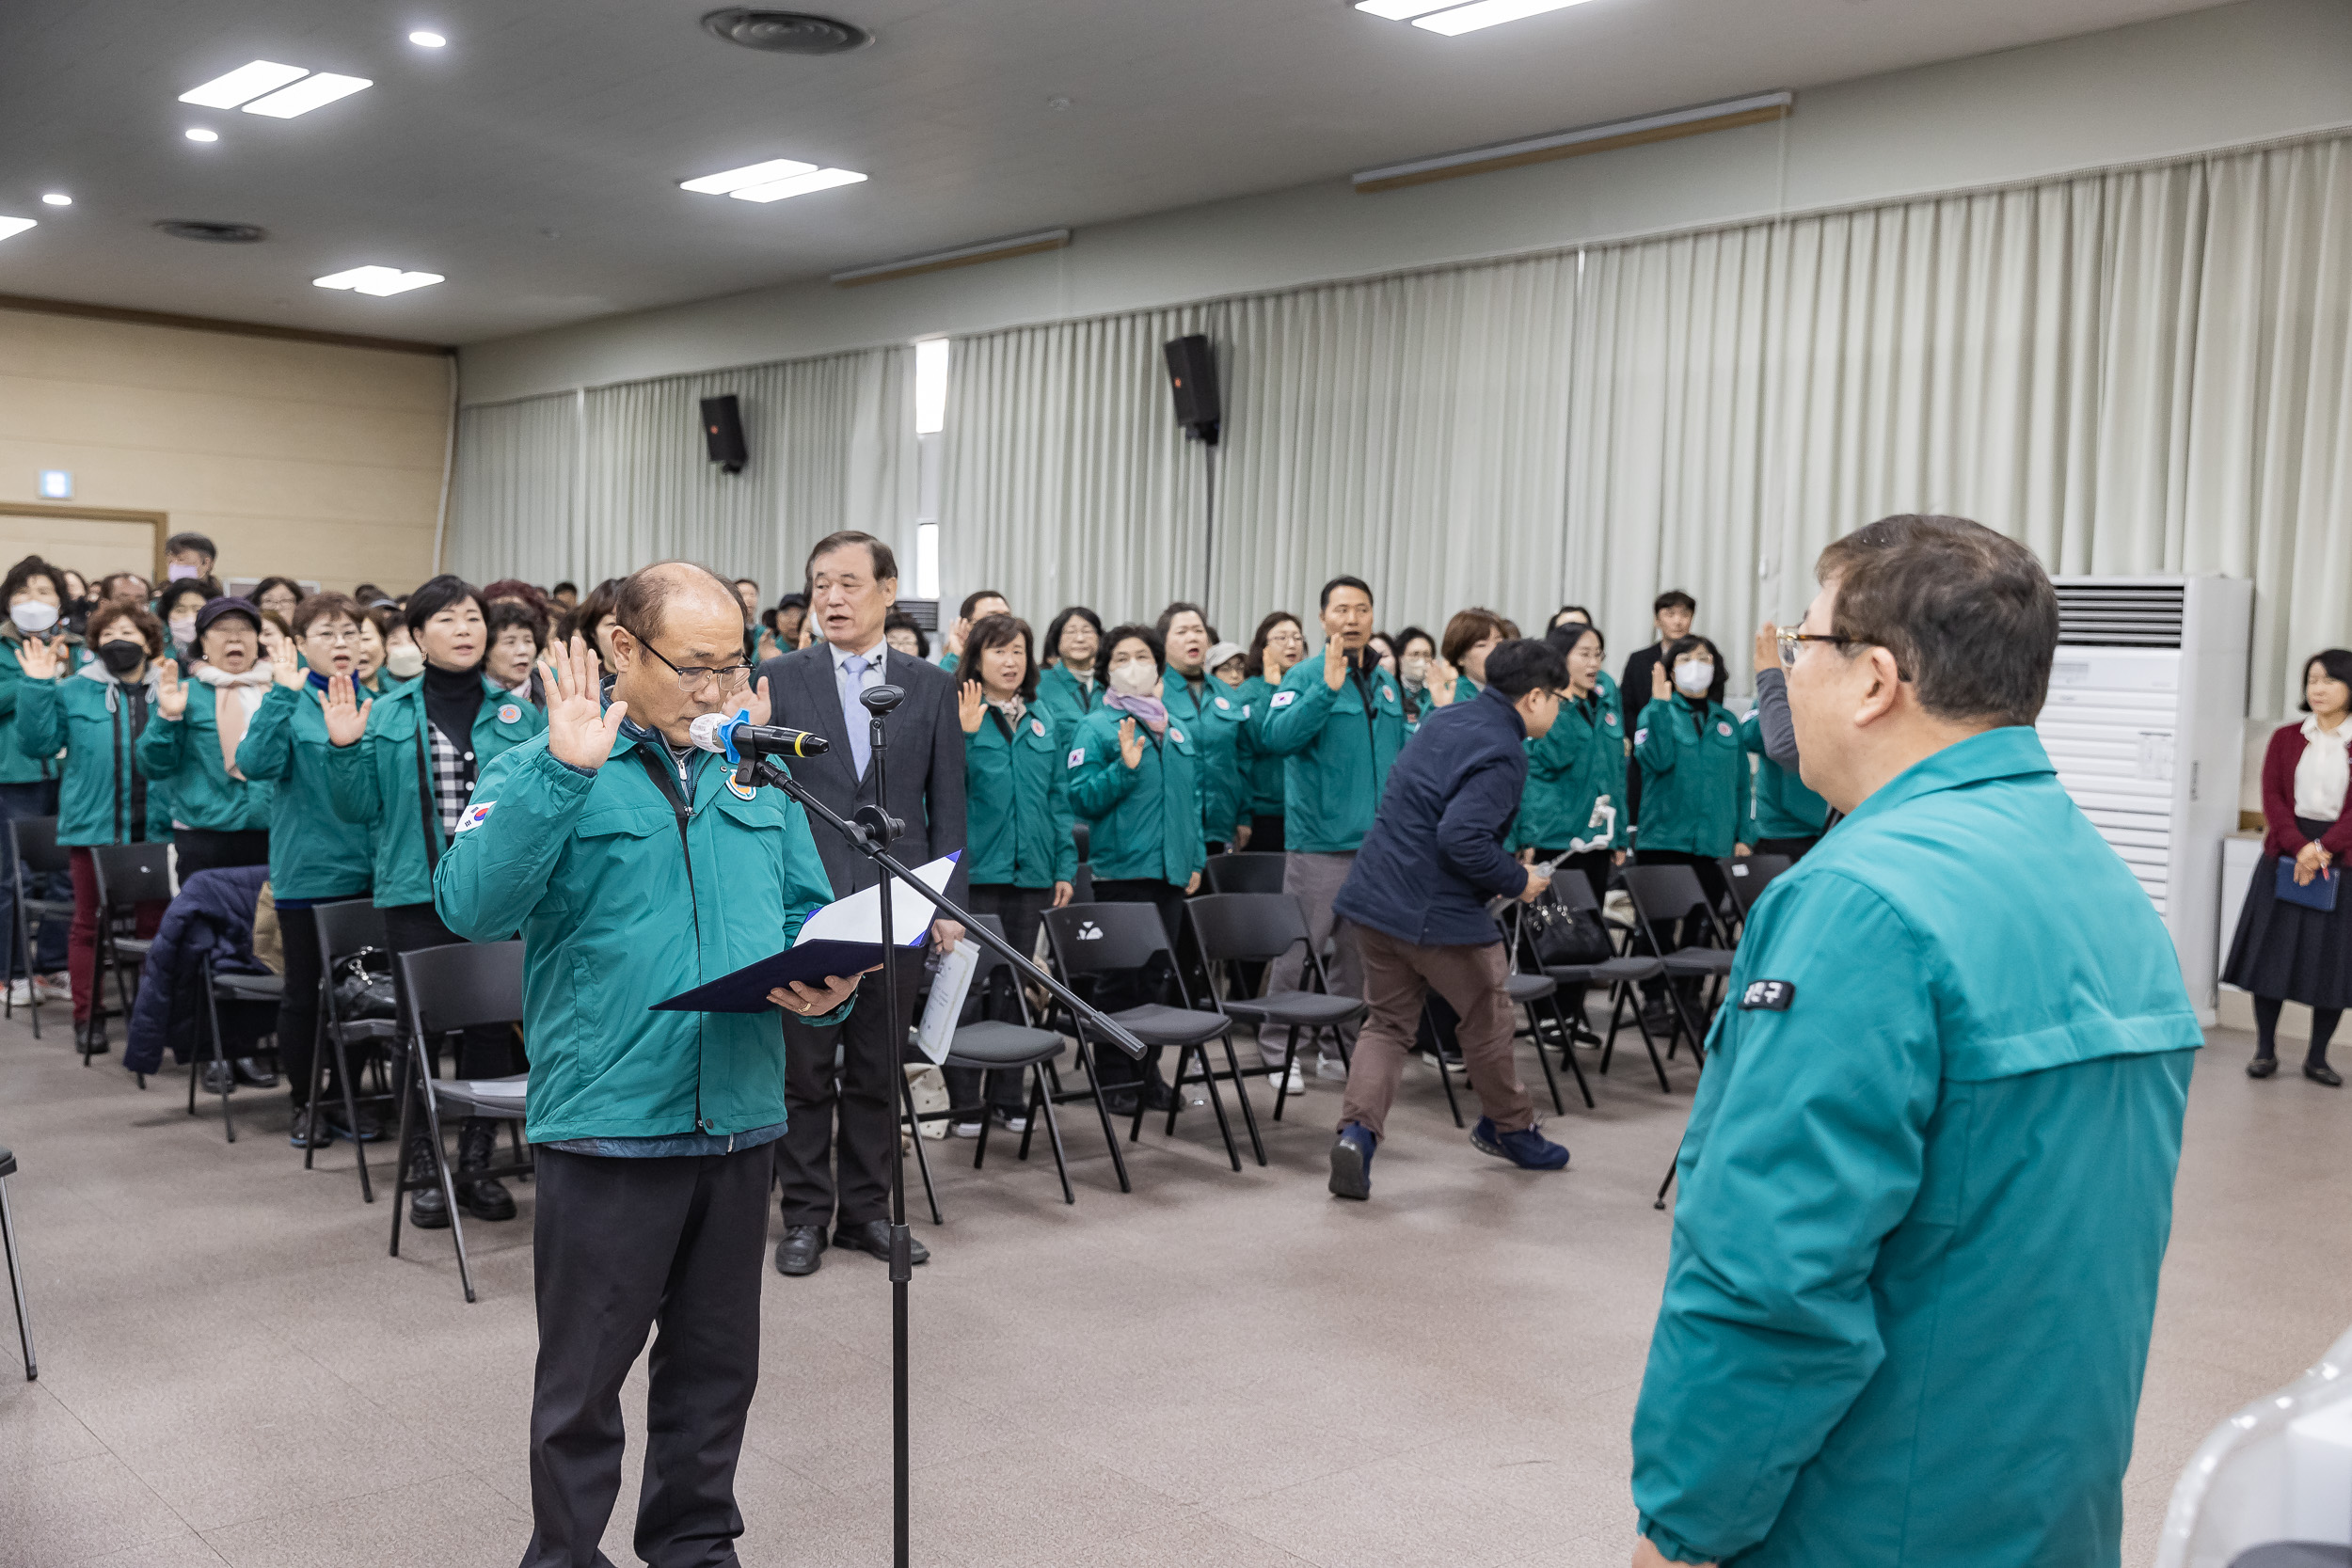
left=1338, top=923, right=1534, bottom=1141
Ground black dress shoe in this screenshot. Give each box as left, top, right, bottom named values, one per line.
left=199, top=1061, right=237, bottom=1096
left=775, top=1226, right=827, bottom=1276
left=1103, top=1087, right=1140, bottom=1117
left=232, top=1056, right=278, bottom=1087
left=2305, top=1059, right=2344, bottom=1087
left=2248, top=1053, right=2280, bottom=1079
left=834, top=1219, right=929, bottom=1265
left=407, top=1182, right=450, bottom=1229
left=454, top=1118, right=516, bottom=1220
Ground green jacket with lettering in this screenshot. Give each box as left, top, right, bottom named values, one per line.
left=1256, top=654, right=1407, bottom=854
left=235, top=681, right=374, bottom=901
left=1631, top=726, right=2201, bottom=1568
left=433, top=730, right=845, bottom=1144
left=326, top=673, right=547, bottom=908
left=1509, top=691, right=1628, bottom=854
left=135, top=680, right=274, bottom=833
left=961, top=705, right=1077, bottom=890
left=15, top=666, right=173, bottom=847
left=1066, top=705, right=1205, bottom=888
left=1632, top=693, right=1753, bottom=857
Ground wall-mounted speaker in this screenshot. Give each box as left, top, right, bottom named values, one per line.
left=1163, top=335, right=1220, bottom=446
left=701, top=394, right=747, bottom=473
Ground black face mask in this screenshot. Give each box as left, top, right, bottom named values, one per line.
left=98, top=641, right=147, bottom=676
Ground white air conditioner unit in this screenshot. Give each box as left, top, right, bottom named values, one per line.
left=2033, top=576, right=2252, bottom=1024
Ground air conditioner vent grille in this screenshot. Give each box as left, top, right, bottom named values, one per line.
left=2056, top=583, right=2185, bottom=648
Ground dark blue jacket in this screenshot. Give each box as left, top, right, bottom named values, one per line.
left=1335, top=685, right=1533, bottom=947
left=125, top=865, right=274, bottom=1074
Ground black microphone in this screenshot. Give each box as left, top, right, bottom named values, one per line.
left=687, top=710, right=830, bottom=761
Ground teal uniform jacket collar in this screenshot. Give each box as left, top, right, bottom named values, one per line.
left=961, top=705, right=1077, bottom=888
left=1836, top=721, right=2050, bottom=828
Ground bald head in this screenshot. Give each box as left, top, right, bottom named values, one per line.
left=614, top=560, right=741, bottom=643
left=607, top=561, right=756, bottom=746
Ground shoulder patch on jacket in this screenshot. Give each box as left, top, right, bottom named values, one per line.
left=1717, top=721, right=1734, bottom=737
left=1270, top=690, right=1297, bottom=708
left=1214, top=695, right=1231, bottom=709
left=1067, top=747, right=1086, bottom=768
left=1381, top=686, right=1394, bottom=704
left=1740, top=979, right=1795, bottom=1011
left=1633, top=727, right=1647, bottom=746
left=455, top=800, right=495, bottom=833
left=1605, top=711, right=1619, bottom=726
left=1032, top=718, right=1047, bottom=736
left=1169, top=726, right=1185, bottom=744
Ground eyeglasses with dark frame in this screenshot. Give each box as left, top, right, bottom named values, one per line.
left=624, top=626, right=755, bottom=693
left=1775, top=628, right=1860, bottom=670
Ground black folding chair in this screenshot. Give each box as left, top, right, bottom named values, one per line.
left=901, top=914, right=1074, bottom=1218
left=1495, top=907, right=1587, bottom=1113
left=1201, top=853, right=1287, bottom=895
left=88, top=842, right=173, bottom=1073
left=0, top=1144, right=33, bottom=1381
left=1717, top=853, right=1792, bottom=931
left=1619, top=864, right=1738, bottom=1064
left=194, top=956, right=282, bottom=1142
left=389, top=942, right=530, bottom=1304
left=1535, top=871, right=1674, bottom=1092
left=1184, top=894, right=1365, bottom=1122
left=5, top=816, right=73, bottom=1042
left=1041, top=902, right=1250, bottom=1185
left=309, top=901, right=402, bottom=1200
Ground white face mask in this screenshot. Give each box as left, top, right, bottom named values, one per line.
left=1109, top=659, right=1159, bottom=697
left=1673, top=660, right=1714, bottom=696
left=1401, top=654, right=1430, bottom=685
left=167, top=612, right=199, bottom=643
left=9, top=601, right=58, bottom=635
left=385, top=643, right=425, bottom=679
left=167, top=562, right=203, bottom=581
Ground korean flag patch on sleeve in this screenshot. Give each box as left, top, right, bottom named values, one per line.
left=1270, top=690, right=1298, bottom=709
left=1068, top=747, right=1087, bottom=768
left=456, top=800, right=495, bottom=833
left=1740, top=979, right=1795, bottom=1011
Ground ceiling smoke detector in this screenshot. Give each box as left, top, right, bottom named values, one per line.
left=153, top=219, right=267, bottom=244
left=700, top=9, right=872, bottom=54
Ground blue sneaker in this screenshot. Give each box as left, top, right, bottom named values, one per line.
left=1471, top=1116, right=1568, bottom=1171
left=1328, top=1122, right=1376, bottom=1199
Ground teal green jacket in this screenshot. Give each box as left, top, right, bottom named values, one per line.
left=16, top=667, right=173, bottom=847
left=1161, top=671, right=1249, bottom=844
left=326, top=673, right=547, bottom=907
left=1257, top=654, right=1407, bottom=853
left=961, top=705, right=1077, bottom=889
left=1067, top=705, right=1205, bottom=887
left=235, top=681, right=374, bottom=900
left=1741, top=709, right=1829, bottom=839
left=1631, top=727, right=2201, bottom=1568
left=1033, top=663, right=1101, bottom=740
left=434, top=732, right=846, bottom=1144
left=1508, top=692, right=1628, bottom=853
left=135, top=681, right=274, bottom=833
left=1237, top=674, right=1285, bottom=816
left=1633, top=693, right=1754, bottom=857
left=0, top=628, right=68, bottom=784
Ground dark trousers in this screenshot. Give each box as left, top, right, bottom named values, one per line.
left=1633, top=849, right=1731, bottom=998
left=383, top=901, right=524, bottom=1079
left=277, top=908, right=372, bottom=1109
left=946, top=884, right=1053, bottom=1114
left=68, top=848, right=164, bottom=1025
left=172, top=827, right=271, bottom=881
left=778, top=958, right=924, bottom=1227
left=1, top=779, right=70, bottom=977
left=522, top=1143, right=775, bottom=1568
left=1248, top=814, right=1285, bottom=854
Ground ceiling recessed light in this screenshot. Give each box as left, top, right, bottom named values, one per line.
left=180, top=60, right=310, bottom=108
left=40, top=193, right=71, bottom=207
left=729, top=167, right=866, bottom=202
left=1413, top=0, right=1598, bottom=34
left=242, top=71, right=372, bottom=118
left=0, top=217, right=37, bottom=243
left=680, top=158, right=818, bottom=195
left=314, top=265, right=444, bottom=296
left=184, top=127, right=219, bottom=142
left=408, top=30, right=447, bottom=47
left=1353, top=0, right=1463, bottom=17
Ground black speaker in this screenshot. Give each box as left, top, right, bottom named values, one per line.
left=1163, top=335, right=1220, bottom=446
left=701, top=394, right=747, bottom=474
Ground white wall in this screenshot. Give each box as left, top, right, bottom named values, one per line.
left=460, top=0, right=2352, bottom=404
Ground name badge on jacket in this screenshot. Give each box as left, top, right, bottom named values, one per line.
left=1740, top=979, right=1795, bottom=1011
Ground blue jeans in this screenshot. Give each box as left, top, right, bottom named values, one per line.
left=0, top=779, right=70, bottom=977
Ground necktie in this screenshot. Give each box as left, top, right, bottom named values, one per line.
left=841, top=655, right=872, bottom=777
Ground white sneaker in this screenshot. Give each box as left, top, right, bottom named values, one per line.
left=1267, top=1061, right=1307, bottom=1096
left=949, top=1119, right=982, bottom=1138
left=5, top=979, right=32, bottom=1006
left=1315, top=1053, right=1350, bottom=1081
left=35, top=973, right=69, bottom=1002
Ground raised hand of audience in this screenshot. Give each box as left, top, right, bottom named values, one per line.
left=1117, top=717, right=1143, bottom=769
left=1427, top=655, right=1458, bottom=706
left=156, top=657, right=188, bottom=720
left=263, top=625, right=307, bottom=688
left=958, top=679, right=987, bottom=735
left=322, top=672, right=373, bottom=746
left=1754, top=622, right=1779, bottom=675
left=541, top=633, right=625, bottom=771
left=1651, top=660, right=1673, bottom=703
left=14, top=633, right=65, bottom=682
left=1322, top=633, right=1349, bottom=690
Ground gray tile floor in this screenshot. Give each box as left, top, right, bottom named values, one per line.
left=0, top=1008, right=2341, bottom=1567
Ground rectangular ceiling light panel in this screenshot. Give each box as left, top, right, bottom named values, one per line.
left=0, top=217, right=37, bottom=242
left=314, top=265, right=443, bottom=295
left=1415, top=0, right=1597, bottom=33
left=679, top=159, right=818, bottom=195
left=1353, top=0, right=1463, bottom=16
left=179, top=59, right=309, bottom=108
left=729, top=167, right=865, bottom=202
left=242, top=71, right=372, bottom=117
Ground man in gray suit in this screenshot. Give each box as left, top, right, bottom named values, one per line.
left=761, top=531, right=968, bottom=1277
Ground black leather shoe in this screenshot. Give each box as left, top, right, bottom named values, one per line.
left=1103, top=1088, right=1140, bottom=1117
left=775, top=1226, right=827, bottom=1276
left=407, top=1182, right=450, bottom=1229
left=232, top=1056, right=278, bottom=1087
left=199, top=1061, right=237, bottom=1096
left=834, top=1219, right=929, bottom=1265
left=454, top=1118, right=516, bottom=1221
left=287, top=1106, right=337, bottom=1149
left=2305, top=1060, right=2344, bottom=1087
left=2248, top=1053, right=2280, bottom=1079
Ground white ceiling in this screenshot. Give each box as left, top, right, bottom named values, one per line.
left=0, top=0, right=2228, bottom=346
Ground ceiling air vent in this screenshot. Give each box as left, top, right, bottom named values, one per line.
left=2054, top=581, right=2186, bottom=648
left=700, top=9, right=872, bottom=54
left=154, top=220, right=267, bottom=244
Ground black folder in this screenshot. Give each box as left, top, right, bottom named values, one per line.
left=649, top=940, right=887, bottom=1014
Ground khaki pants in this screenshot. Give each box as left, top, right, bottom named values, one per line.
left=1338, top=925, right=1534, bottom=1141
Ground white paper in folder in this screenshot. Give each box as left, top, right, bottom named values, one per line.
left=792, top=852, right=961, bottom=948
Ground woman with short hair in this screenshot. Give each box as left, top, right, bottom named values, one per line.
left=1440, top=608, right=1508, bottom=702
left=1239, top=611, right=1307, bottom=852
left=1035, top=606, right=1104, bottom=736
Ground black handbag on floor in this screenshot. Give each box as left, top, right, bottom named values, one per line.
left=1522, top=896, right=1611, bottom=966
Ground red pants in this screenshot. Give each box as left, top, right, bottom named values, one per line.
left=67, top=848, right=165, bottom=1024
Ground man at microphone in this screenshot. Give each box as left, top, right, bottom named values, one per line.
left=435, top=562, right=864, bottom=1568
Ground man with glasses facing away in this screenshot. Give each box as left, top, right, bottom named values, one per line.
left=1628, top=515, right=2201, bottom=1568
left=758, top=531, right=966, bottom=1278
left=436, top=562, right=866, bottom=1568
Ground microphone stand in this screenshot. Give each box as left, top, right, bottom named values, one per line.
left=736, top=684, right=1144, bottom=1568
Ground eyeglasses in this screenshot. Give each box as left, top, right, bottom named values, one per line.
left=306, top=626, right=360, bottom=644
left=628, top=628, right=754, bottom=693
left=1775, top=628, right=1858, bottom=670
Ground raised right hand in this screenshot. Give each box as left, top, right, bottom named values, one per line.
left=945, top=617, right=969, bottom=657
left=1117, top=717, right=1143, bottom=769
left=14, top=634, right=63, bottom=682
left=958, top=679, right=986, bottom=735
left=1262, top=648, right=1282, bottom=684
left=323, top=673, right=373, bottom=746
left=1650, top=660, right=1673, bottom=703
left=1754, top=622, right=1780, bottom=676
left=262, top=625, right=306, bottom=688
left=1427, top=655, right=1458, bottom=707
left=1322, top=636, right=1348, bottom=690
left=156, top=658, right=188, bottom=720
left=542, top=633, right=626, bottom=771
